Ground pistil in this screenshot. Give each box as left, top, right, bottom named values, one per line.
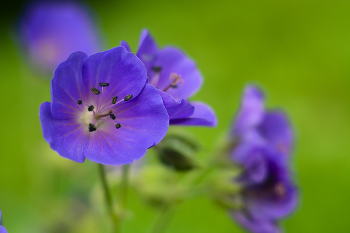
left=162, top=73, right=184, bottom=92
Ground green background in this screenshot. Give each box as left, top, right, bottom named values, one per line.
left=0, top=0, right=349, bottom=232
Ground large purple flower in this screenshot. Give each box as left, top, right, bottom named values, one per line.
left=39, top=47, right=169, bottom=165
left=229, top=86, right=297, bottom=233
left=19, top=2, right=100, bottom=73
left=120, top=30, right=217, bottom=127
left=0, top=210, right=8, bottom=233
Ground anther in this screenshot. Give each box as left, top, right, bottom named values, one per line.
left=110, top=113, right=116, bottom=120
left=112, top=96, right=118, bottom=104
left=115, top=123, right=121, bottom=129
left=152, top=66, right=162, bottom=72
left=88, top=105, right=94, bottom=111
left=91, top=87, right=101, bottom=95
left=99, top=82, right=109, bottom=87
left=77, top=99, right=82, bottom=105
left=274, top=182, right=286, bottom=198
left=124, top=95, right=133, bottom=101
left=88, top=123, right=97, bottom=132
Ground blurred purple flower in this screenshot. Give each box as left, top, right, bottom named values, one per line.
left=230, top=86, right=297, bottom=233
left=120, top=30, right=217, bottom=127
left=39, top=47, right=169, bottom=165
left=0, top=210, right=8, bottom=233
left=19, top=1, right=101, bottom=73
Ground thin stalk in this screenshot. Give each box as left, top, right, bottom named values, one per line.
left=97, top=164, right=120, bottom=233
left=120, top=164, right=130, bottom=210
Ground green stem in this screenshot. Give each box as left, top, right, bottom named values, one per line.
left=97, top=164, right=120, bottom=233
left=149, top=202, right=175, bottom=233
left=120, top=164, right=130, bottom=210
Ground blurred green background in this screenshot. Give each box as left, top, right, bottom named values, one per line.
left=1, top=0, right=349, bottom=232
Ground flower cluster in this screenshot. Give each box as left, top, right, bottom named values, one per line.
left=229, top=86, right=297, bottom=233
left=19, top=2, right=100, bottom=73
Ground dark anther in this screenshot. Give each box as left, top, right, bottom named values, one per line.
left=152, top=66, right=162, bottom=72
left=91, top=87, right=101, bottom=95
left=99, top=82, right=109, bottom=87
left=112, top=96, right=118, bottom=104
left=110, top=113, right=116, bottom=120
left=124, top=95, right=133, bottom=101
left=88, top=105, right=94, bottom=111
left=89, top=123, right=97, bottom=132
left=115, top=123, right=121, bottom=129
left=77, top=99, right=82, bottom=105
left=171, top=84, right=178, bottom=88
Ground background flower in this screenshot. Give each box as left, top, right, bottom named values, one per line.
left=18, top=1, right=101, bottom=73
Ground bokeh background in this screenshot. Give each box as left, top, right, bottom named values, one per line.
left=1, top=0, right=349, bottom=232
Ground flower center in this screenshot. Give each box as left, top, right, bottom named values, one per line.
left=76, top=82, right=134, bottom=132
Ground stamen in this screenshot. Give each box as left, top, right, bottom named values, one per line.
left=89, top=123, right=97, bottom=132
left=115, top=123, right=121, bottom=129
left=152, top=66, right=162, bottom=72
left=274, top=182, right=286, bottom=198
left=112, top=96, right=118, bottom=104
left=99, top=82, right=109, bottom=87
left=162, top=73, right=184, bottom=92
left=77, top=99, right=82, bottom=105
left=91, top=87, right=101, bottom=95
left=88, top=105, right=94, bottom=111
left=95, top=109, right=113, bottom=120
left=110, top=113, right=116, bottom=120
left=124, top=95, right=133, bottom=101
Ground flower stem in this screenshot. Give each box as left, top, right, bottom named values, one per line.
left=97, top=164, right=120, bottom=233
left=149, top=202, right=175, bottom=233
left=120, top=164, right=130, bottom=211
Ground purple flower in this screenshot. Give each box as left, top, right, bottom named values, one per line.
left=39, top=47, right=169, bottom=165
left=120, top=30, right=217, bottom=127
left=0, top=210, right=8, bottom=233
left=19, top=2, right=100, bottom=73
left=230, top=86, right=297, bottom=233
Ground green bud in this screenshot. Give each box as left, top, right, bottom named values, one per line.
left=155, top=131, right=200, bottom=172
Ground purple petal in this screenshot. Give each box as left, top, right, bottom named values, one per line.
left=136, top=29, right=159, bottom=77
left=169, top=102, right=217, bottom=127
left=120, top=40, right=132, bottom=52
left=258, top=111, right=294, bottom=156
left=153, top=47, right=202, bottom=100
left=40, top=102, right=87, bottom=163
left=51, top=51, right=88, bottom=119
left=83, top=84, right=169, bottom=165
left=238, top=149, right=268, bottom=185
left=233, top=212, right=281, bottom=233
left=82, top=46, right=147, bottom=107
left=234, top=85, right=265, bottom=134
left=159, top=91, right=194, bottom=119
left=0, top=226, right=8, bottom=233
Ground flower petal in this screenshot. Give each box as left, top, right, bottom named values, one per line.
left=159, top=91, right=194, bottom=119
left=82, top=46, right=147, bottom=108
left=51, top=51, right=88, bottom=119
left=234, top=85, right=265, bottom=134
left=83, top=84, right=169, bottom=165
left=153, top=47, right=202, bottom=101
left=258, top=111, right=294, bottom=156
left=136, top=29, right=159, bottom=78
left=233, top=212, right=281, bottom=233
left=40, top=102, right=87, bottom=163
left=0, top=226, right=8, bottom=233
left=169, top=101, right=217, bottom=127
left=120, top=40, right=132, bottom=52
